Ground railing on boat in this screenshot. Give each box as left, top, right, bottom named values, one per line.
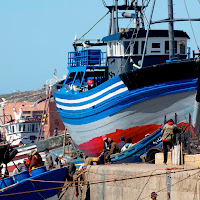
left=68, top=49, right=106, bottom=67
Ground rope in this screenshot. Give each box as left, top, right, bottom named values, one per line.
left=118, top=27, right=140, bottom=74
left=23, top=166, right=199, bottom=185
left=184, top=0, right=200, bottom=51
left=136, top=169, right=156, bottom=200
left=78, top=11, right=109, bottom=41
left=30, top=180, right=45, bottom=200
left=140, top=170, right=200, bottom=199
left=0, top=185, right=67, bottom=197
left=1, top=167, right=200, bottom=197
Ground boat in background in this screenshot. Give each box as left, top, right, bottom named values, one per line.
left=1, top=107, right=44, bottom=147
left=0, top=107, right=66, bottom=172
left=0, top=166, right=67, bottom=200
left=53, top=0, right=200, bottom=157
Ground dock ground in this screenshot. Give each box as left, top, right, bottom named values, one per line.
left=60, top=163, right=200, bottom=200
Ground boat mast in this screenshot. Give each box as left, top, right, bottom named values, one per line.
left=168, top=0, right=175, bottom=60
left=109, top=0, right=119, bottom=35
left=115, top=0, right=119, bottom=33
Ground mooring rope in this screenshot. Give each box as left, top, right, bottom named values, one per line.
left=0, top=167, right=200, bottom=197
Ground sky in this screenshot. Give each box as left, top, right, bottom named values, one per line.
left=0, top=0, right=200, bottom=94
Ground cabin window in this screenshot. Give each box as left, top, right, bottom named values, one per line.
left=179, top=40, right=186, bottom=54
left=152, top=43, right=160, bottom=48
left=12, top=126, right=15, bottom=133
left=28, top=124, right=31, bottom=132
left=116, top=42, right=121, bottom=55
left=19, top=125, right=22, bottom=132
left=23, top=124, right=26, bottom=131
left=32, top=111, right=43, bottom=119
left=165, top=41, right=177, bottom=54
left=133, top=41, right=138, bottom=54
left=151, top=43, right=161, bottom=53
left=141, top=41, right=146, bottom=54
left=32, top=124, right=35, bottom=132
left=23, top=111, right=31, bottom=114
left=35, top=124, right=38, bottom=132
left=124, top=41, right=130, bottom=54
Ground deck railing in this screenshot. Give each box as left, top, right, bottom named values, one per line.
left=68, top=49, right=106, bottom=67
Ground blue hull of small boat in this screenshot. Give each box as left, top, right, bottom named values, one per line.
left=111, top=129, right=162, bottom=164
left=0, top=167, right=67, bottom=200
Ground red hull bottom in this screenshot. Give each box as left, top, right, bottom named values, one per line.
left=78, top=124, right=162, bottom=157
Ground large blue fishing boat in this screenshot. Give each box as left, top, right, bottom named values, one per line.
left=53, top=0, right=200, bottom=157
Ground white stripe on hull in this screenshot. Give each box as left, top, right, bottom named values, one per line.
left=56, top=87, right=128, bottom=110
left=55, top=80, right=124, bottom=103
left=65, top=90, right=196, bottom=145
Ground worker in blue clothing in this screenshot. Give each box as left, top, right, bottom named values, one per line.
left=117, top=136, right=126, bottom=151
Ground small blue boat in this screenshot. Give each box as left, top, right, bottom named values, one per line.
left=111, top=128, right=162, bottom=164
left=0, top=167, right=67, bottom=200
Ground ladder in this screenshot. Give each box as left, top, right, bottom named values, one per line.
left=37, top=86, right=51, bottom=142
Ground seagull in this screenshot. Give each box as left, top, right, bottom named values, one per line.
left=74, top=35, right=78, bottom=42
left=22, top=97, right=42, bottom=107
left=82, top=42, right=91, bottom=48
left=0, top=98, right=7, bottom=108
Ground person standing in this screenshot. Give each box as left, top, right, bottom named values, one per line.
left=44, top=149, right=54, bottom=170
left=99, top=135, right=109, bottom=164
left=117, top=136, right=126, bottom=152
left=161, top=119, right=180, bottom=164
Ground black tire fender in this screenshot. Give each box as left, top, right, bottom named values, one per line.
left=146, top=146, right=163, bottom=164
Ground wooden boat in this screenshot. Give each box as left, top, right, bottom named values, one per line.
left=111, top=128, right=162, bottom=164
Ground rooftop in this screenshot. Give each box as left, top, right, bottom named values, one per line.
left=0, top=88, right=50, bottom=103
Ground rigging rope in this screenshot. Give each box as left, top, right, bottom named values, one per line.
left=117, top=27, right=140, bottom=74
left=0, top=167, right=199, bottom=197
left=184, top=0, right=200, bottom=51
left=78, top=11, right=109, bottom=41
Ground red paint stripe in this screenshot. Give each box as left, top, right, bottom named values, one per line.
left=78, top=124, right=162, bottom=157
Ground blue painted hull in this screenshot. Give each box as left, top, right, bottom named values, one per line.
left=0, top=167, right=67, bottom=200
left=53, top=58, right=200, bottom=157
left=111, top=129, right=162, bottom=164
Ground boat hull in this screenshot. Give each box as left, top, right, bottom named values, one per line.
left=53, top=60, right=200, bottom=157
left=0, top=167, right=67, bottom=200
left=63, top=89, right=196, bottom=156
left=111, top=128, right=162, bottom=164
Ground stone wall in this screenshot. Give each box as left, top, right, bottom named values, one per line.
left=61, top=164, right=200, bottom=200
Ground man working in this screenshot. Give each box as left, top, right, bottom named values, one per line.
left=161, top=119, right=180, bottom=164
left=44, top=149, right=54, bottom=170
left=105, top=138, right=119, bottom=164
left=30, top=150, right=43, bottom=169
